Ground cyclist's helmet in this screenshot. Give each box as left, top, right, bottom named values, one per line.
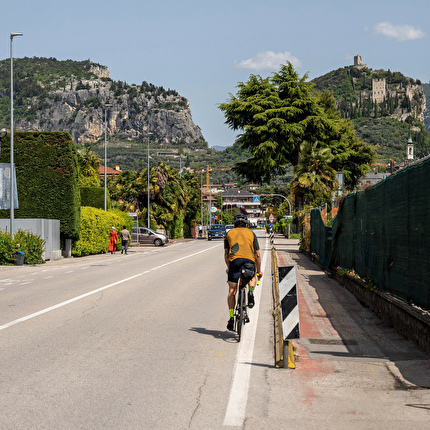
left=233, top=213, right=248, bottom=227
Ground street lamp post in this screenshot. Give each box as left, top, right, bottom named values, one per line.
left=147, top=133, right=154, bottom=228
left=104, top=103, right=112, bottom=212
left=261, top=193, right=292, bottom=216
left=10, top=32, right=23, bottom=238
left=200, top=170, right=204, bottom=229
left=261, top=193, right=292, bottom=237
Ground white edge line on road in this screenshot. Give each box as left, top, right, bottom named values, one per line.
left=0, top=244, right=220, bottom=332
left=223, top=235, right=269, bottom=427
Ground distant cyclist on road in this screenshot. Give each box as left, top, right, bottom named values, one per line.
left=224, top=213, right=263, bottom=331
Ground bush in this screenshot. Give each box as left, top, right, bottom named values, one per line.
left=13, top=230, right=46, bottom=264
left=0, top=231, right=14, bottom=265
left=71, top=207, right=133, bottom=257
left=0, top=229, right=45, bottom=265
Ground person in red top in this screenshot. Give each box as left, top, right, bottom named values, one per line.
left=108, top=226, right=118, bottom=254
left=224, top=213, right=263, bottom=331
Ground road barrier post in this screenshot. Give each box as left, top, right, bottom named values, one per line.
left=278, top=265, right=300, bottom=369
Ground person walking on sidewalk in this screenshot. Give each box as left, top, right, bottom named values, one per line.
left=224, top=213, right=263, bottom=331
left=108, top=226, right=118, bottom=255
left=120, top=225, right=131, bottom=254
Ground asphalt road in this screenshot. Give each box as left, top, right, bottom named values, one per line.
left=1, top=232, right=429, bottom=429
left=0, top=234, right=272, bottom=429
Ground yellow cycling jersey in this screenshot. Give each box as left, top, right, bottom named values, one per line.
left=224, top=227, right=259, bottom=262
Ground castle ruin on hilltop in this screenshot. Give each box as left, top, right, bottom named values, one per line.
left=351, top=55, right=425, bottom=122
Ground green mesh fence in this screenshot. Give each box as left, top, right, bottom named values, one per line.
left=310, top=209, right=332, bottom=270
left=312, top=157, right=430, bottom=310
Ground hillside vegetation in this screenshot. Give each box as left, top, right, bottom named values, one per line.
left=312, top=66, right=429, bottom=161
left=0, top=57, right=204, bottom=147
left=1, top=57, right=428, bottom=184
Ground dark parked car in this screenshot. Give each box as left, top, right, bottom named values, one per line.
left=207, top=224, right=226, bottom=240
left=132, top=227, right=169, bottom=246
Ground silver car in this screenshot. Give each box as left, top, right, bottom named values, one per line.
left=225, top=224, right=234, bottom=234
left=132, top=227, right=169, bottom=246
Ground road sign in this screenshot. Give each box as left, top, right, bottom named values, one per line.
left=210, top=206, right=217, bottom=213
left=269, top=213, right=274, bottom=223
left=253, top=196, right=260, bottom=203
left=0, top=164, right=18, bottom=210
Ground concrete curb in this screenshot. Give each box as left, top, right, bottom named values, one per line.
left=271, top=247, right=284, bottom=368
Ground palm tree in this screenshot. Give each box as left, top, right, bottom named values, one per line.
left=76, top=147, right=101, bottom=187
left=291, top=141, right=338, bottom=208
left=108, top=162, right=201, bottom=238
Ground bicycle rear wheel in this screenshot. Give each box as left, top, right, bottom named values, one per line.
left=236, top=286, right=245, bottom=342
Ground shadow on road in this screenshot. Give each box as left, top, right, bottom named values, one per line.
left=189, top=326, right=238, bottom=343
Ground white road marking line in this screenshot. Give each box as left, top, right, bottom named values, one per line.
left=0, top=244, right=220, bottom=332
left=223, top=236, right=269, bottom=427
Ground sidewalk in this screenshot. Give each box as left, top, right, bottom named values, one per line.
left=265, top=234, right=430, bottom=429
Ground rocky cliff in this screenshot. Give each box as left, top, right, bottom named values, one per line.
left=0, top=58, right=205, bottom=146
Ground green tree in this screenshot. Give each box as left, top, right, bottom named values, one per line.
left=108, top=163, right=200, bottom=238
left=219, top=63, right=375, bottom=190
left=76, top=146, right=101, bottom=187
left=219, top=63, right=331, bottom=183
left=291, top=141, right=338, bottom=207
left=317, top=91, right=375, bottom=190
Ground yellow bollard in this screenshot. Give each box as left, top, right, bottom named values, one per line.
left=283, top=340, right=296, bottom=369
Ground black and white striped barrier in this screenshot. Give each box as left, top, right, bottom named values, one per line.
left=278, top=265, right=300, bottom=340
left=278, top=265, right=299, bottom=368
left=269, top=228, right=274, bottom=244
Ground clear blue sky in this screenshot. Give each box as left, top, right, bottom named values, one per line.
left=2, top=0, right=429, bottom=148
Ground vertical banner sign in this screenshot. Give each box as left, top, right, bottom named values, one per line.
left=0, top=164, right=19, bottom=210
left=278, top=265, right=300, bottom=340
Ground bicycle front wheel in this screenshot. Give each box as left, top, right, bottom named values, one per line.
left=237, top=287, right=245, bottom=342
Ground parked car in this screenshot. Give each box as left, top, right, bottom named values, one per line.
left=132, top=227, right=169, bottom=246
left=225, top=224, right=234, bottom=234
left=207, top=224, right=226, bottom=240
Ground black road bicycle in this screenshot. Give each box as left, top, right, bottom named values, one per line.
left=234, top=263, right=259, bottom=342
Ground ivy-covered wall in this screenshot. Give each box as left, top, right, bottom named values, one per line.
left=0, top=132, right=81, bottom=240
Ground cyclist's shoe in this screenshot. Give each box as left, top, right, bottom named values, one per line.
left=248, top=291, right=255, bottom=308
left=227, top=317, right=234, bottom=331
left=244, top=312, right=250, bottom=323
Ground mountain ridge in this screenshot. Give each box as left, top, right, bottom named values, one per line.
left=1, top=57, right=428, bottom=173
left=0, top=57, right=205, bottom=147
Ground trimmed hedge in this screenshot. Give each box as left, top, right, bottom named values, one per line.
left=80, top=186, right=110, bottom=209
left=0, top=132, right=81, bottom=241
left=72, top=207, right=133, bottom=257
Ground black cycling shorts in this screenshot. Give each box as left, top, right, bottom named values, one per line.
left=228, top=258, right=256, bottom=283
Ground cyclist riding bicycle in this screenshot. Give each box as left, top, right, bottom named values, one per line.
left=224, top=213, right=263, bottom=331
